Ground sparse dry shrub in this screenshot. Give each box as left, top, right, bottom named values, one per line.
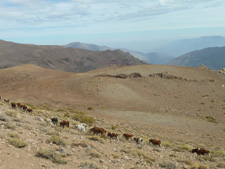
left=55, top=127, right=63, bottom=132
left=197, top=156, right=216, bottom=162
left=47, top=131, right=59, bottom=136
left=36, top=148, right=67, bottom=164
left=89, top=151, right=101, bottom=158
left=217, top=162, right=225, bottom=168
left=37, top=104, right=52, bottom=111
left=87, top=136, right=105, bottom=144
left=205, top=116, right=217, bottom=123
left=72, top=114, right=95, bottom=125
left=191, top=164, right=208, bottom=169
left=56, top=109, right=64, bottom=112
left=25, top=103, right=36, bottom=109
left=162, top=141, right=174, bottom=148
left=124, top=148, right=155, bottom=165
left=47, top=135, right=66, bottom=146
left=8, top=138, right=27, bottom=148
left=4, top=123, right=16, bottom=130
left=79, top=161, right=101, bottom=169
left=159, top=162, right=176, bottom=169
left=211, top=149, right=225, bottom=157
left=169, top=154, right=176, bottom=157
left=87, top=106, right=93, bottom=110
left=111, top=153, right=119, bottom=159
left=177, top=159, right=193, bottom=166
left=174, top=144, right=193, bottom=152
left=71, top=141, right=89, bottom=148
left=5, top=111, right=22, bottom=119
left=8, top=133, right=20, bottom=139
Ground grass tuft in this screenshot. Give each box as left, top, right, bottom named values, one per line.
left=8, top=138, right=27, bottom=148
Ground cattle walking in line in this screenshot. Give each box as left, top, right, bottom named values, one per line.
left=90, top=127, right=107, bottom=136
left=60, top=120, right=70, bottom=128
left=123, top=133, right=133, bottom=140
left=51, top=118, right=58, bottom=125
left=107, top=132, right=119, bottom=141
left=149, top=138, right=161, bottom=147
left=191, top=148, right=210, bottom=156
left=75, top=123, right=87, bottom=134
left=11, top=102, right=16, bottom=109
left=134, top=137, right=143, bottom=144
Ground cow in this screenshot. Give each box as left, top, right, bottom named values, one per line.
left=75, top=124, right=87, bottom=134
left=134, top=137, right=143, bottom=144
left=90, top=127, right=107, bottom=136
left=11, top=102, right=16, bottom=108
left=107, top=132, right=119, bottom=141
left=22, top=105, right=27, bottom=111
left=60, top=120, right=69, bottom=128
left=4, top=99, right=10, bottom=103
left=149, top=138, right=161, bottom=147
left=17, top=103, right=22, bottom=107
left=123, top=133, right=133, bottom=140
left=191, top=148, right=210, bottom=156
left=51, top=118, right=58, bottom=125
left=27, top=108, right=33, bottom=113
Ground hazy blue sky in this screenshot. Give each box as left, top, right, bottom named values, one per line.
left=1, top=0, right=225, bottom=52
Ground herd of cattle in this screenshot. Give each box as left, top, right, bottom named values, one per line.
left=1, top=97, right=211, bottom=157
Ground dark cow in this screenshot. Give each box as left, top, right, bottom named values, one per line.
left=149, top=138, right=161, bottom=147
left=4, top=99, right=10, bottom=103
left=11, top=102, right=16, bottom=108
left=60, top=120, right=69, bottom=128
left=123, top=133, right=133, bottom=140
left=51, top=118, right=58, bottom=125
left=27, top=108, right=33, bottom=113
left=22, top=105, right=27, bottom=111
left=107, top=132, right=119, bottom=140
left=191, top=148, right=210, bottom=156
left=90, top=127, right=107, bottom=136
left=17, top=103, right=22, bottom=107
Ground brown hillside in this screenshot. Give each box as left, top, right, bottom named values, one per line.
left=0, top=64, right=225, bottom=168
left=0, top=40, right=145, bottom=72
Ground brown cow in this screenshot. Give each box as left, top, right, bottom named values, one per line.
left=123, top=133, right=133, bottom=140
left=149, top=138, right=161, bottom=147
left=11, top=102, right=16, bottom=108
left=191, top=148, right=210, bottom=156
left=27, top=108, right=33, bottom=113
left=60, top=120, right=69, bottom=128
left=107, top=132, right=119, bottom=140
left=22, top=105, right=27, bottom=111
left=90, top=127, right=107, bottom=136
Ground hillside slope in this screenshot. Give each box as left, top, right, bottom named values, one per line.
left=0, top=40, right=145, bottom=73
left=168, top=46, right=225, bottom=70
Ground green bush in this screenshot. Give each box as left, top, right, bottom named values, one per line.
left=47, top=135, right=66, bottom=146
left=36, top=148, right=67, bottom=164
left=72, top=114, right=95, bottom=125
left=8, top=138, right=27, bottom=148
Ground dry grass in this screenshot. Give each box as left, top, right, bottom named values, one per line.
left=71, top=141, right=89, bottom=148
left=159, top=162, right=176, bottom=169
left=71, top=114, right=95, bottom=125
left=8, top=133, right=20, bottom=139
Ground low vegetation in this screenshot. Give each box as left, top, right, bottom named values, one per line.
left=205, top=116, right=217, bottom=123
left=36, top=148, right=67, bottom=164
left=8, top=138, right=28, bottom=148
left=47, top=135, right=66, bottom=146
left=87, top=136, right=105, bottom=144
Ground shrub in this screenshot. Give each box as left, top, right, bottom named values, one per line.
left=71, top=141, right=89, bottom=148
left=4, top=123, right=16, bottom=130
left=36, top=148, right=67, bottom=164
left=177, top=159, right=193, bottom=165
left=8, top=133, right=20, bottom=139
left=46, top=131, right=59, bottom=136
left=87, top=106, right=94, bottom=110
left=47, top=135, right=66, bottom=146
left=79, top=161, right=101, bottom=169
left=8, top=138, right=27, bottom=148
left=211, top=149, right=225, bottom=157
left=72, top=114, right=95, bottom=125
left=87, top=136, right=105, bottom=144
left=205, top=116, right=217, bottom=123
left=162, top=141, right=174, bottom=148
left=159, top=162, right=176, bottom=169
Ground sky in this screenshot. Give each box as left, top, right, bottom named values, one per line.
left=0, top=0, right=225, bottom=52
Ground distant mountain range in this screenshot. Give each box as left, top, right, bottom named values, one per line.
left=154, top=36, right=225, bottom=57
left=168, top=46, right=225, bottom=70
left=64, top=42, right=172, bottom=64
left=0, top=40, right=145, bottom=73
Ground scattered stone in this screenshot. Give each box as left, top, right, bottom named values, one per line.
left=58, top=147, right=67, bottom=154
